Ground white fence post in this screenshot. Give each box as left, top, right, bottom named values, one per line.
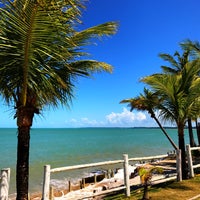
left=176, top=149, right=182, bottom=182
left=123, top=154, right=130, bottom=197
left=42, top=165, right=51, bottom=200
left=0, top=168, right=10, bottom=200
left=186, top=144, right=194, bottom=178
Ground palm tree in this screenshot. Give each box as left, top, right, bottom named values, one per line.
left=159, top=50, right=196, bottom=147
left=120, top=88, right=178, bottom=150
left=138, top=166, right=163, bottom=200
left=142, top=63, right=200, bottom=179
left=181, top=40, right=200, bottom=146
left=0, top=1, right=118, bottom=199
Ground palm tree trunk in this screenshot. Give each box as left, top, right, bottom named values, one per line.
left=17, top=127, right=30, bottom=200
left=142, top=184, right=149, bottom=200
left=188, top=118, right=196, bottom=147
left=16, top=106, right=34, bottom=200
left=178, top=123, right=188, bottom=179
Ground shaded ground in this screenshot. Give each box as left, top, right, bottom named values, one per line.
left=105, top=175, right=200, bottom=200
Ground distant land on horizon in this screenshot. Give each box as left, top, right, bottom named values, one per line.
left=31, top=126, right=178, bottom=129
left=0, top=126, right=191, bottom=129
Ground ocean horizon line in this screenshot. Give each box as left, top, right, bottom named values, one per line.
left=0, top=126, right=179, bottom=129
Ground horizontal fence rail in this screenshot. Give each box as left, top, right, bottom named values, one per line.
left=50, top=159, right=124, bottom=173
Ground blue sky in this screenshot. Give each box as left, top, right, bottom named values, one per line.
left=1, top=0, right=200, bottom=128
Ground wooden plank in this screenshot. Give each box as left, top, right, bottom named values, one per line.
left=129, top=154, right=168, bottom=162
left=190, top=147, right=200, bottom=151
left=193, top=164, right=200, bottom=169
left=50, top=160, right=123, bottom=173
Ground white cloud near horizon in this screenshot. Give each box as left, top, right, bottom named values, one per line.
left=65, top=107, right=151, bottom=127
left=105, top=108, right=146, bottom=126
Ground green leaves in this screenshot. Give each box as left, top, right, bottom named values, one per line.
left=0, top=0, right=118, bottom=109
left=138, top=166, right=163, bottom=185
left=141, top=47, right=200, bottom=125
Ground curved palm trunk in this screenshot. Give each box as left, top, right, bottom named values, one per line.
left=16, top=106, right=35, bottom=200
left=178, top=123, right=188, bottom=179
left=188, top=118, right=196, bottom=147
left=150, top=113, right=178, bottom=150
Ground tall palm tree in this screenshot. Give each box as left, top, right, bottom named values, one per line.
left=120, top=88, right=178, bottom=150
left=0, top=1, right=118, bottom=199
left=181, top=40, right=200, bottom=146
left=142, top=63, right=200, bottom=179
left=159, top=50, right=196, bottom=147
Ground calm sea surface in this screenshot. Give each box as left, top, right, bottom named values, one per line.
left=0, top=127, right=193, bottom=193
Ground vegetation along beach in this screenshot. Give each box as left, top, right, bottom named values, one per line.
left=1, top=0, right=200, bottom=200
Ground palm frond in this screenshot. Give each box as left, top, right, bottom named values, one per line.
left=0, top=0, right=118, bottom=109
left=159, top=53, right=179, bottom=71
left=180, top=39, right=200, bottom=59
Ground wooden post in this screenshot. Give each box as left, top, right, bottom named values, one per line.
left=42, top=165, right=51, bottom=200
left=69, top=180, right=72, bottom=191
left=111, top=169, right=114, bottom=177
left=176, top=149, right=182, bottom=182
left=49, top=186, right=54, bottom=200
left=123, top=154, right=130, bottom=197
left=186, top=144, right=194, bottom=178
left=108, top=169, right=111, bottom=179
left=94, top=174, right=97, bottom=183
left=0, top=168, right=10, bottom=200
left=82, top=178, right=85, bottom=188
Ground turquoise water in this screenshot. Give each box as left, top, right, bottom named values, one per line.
left=0, top=127, right=193, bottom=193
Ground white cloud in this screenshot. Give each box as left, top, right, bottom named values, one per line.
left=65, top=107, right=150, bottom=127
left=70, top=118, right=78, bottom=123
left=80, top=117, right=98, bottom=126
left=105, top=107, right=146, bottom=126
left=66, top=117, right=105, bottom=127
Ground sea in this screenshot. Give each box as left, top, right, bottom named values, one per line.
left=0, top=127, right=194, bottom=194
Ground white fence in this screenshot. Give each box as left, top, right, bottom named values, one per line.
left=186, top=144, right=200, bottom=178
left=42, top=153, right=179, bottom=200
left=0, top=168, right=10, bottom=200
